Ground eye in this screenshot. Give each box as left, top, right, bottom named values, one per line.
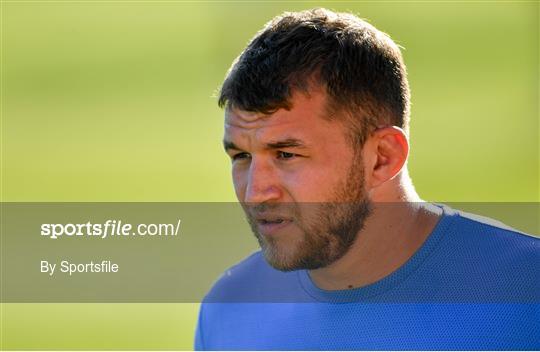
left=232, top=152, right=251, bottom=161
left=277, top=151, right=296, bottom=160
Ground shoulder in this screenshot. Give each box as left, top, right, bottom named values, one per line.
left=429, top=204, right=539, bottom=301
left=447, top=205, right=539, bottom=248
left=203, top=250, right=304, bottom=303
left=438, top=204, right=538, bottom=263
left=456, top=207, right=538, bottom=270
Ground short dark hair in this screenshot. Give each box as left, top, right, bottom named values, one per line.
left=218, top=8, right=410, bottom=146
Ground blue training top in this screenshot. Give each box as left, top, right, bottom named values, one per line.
left=195, top=204, right=540, bottom=350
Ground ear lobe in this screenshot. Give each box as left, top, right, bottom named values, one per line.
left=369, top=127, right=409, bottom=187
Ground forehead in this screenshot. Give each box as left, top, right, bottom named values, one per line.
left=224, top=90, right=341, bottom=143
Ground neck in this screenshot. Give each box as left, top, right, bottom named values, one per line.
left=308, top=173, right=442, bottom=290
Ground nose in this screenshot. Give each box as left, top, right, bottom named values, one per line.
left=243, top=157, right=282, bottom=204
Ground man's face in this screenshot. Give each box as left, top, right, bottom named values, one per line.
left=223, top=89, right=372, bottom=271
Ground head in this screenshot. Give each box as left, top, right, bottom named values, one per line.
left=220, top=8, right=411, bottom=271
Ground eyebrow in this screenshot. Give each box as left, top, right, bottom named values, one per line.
left=223, top=140, right=239, bottom=151
left=223, top=138, right=307, bottom=152
left=266, top=138, right=307, bottom=149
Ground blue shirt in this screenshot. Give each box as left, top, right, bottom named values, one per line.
left=195, top=205, right=540, bottom=350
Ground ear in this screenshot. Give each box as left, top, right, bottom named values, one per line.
left=364, top=126, right=409, bottom=189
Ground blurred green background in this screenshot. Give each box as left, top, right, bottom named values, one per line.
left=1, top=0, right=538, bottom=349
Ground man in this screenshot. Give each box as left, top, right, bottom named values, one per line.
left=195, top=8, right=539, bottom=350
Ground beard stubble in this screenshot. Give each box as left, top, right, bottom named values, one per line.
left=244, top=154, right=372, bottom=271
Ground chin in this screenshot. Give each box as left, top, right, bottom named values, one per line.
left=261, top=243, right=332, bottom=271
left=261, top=243, right=301, bottom=271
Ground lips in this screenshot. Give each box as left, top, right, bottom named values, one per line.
left=253, top=215, right=293, bottom=235
left=259, top=219, right=283, bottom=224
left=256, top=216, right=289, bottom=224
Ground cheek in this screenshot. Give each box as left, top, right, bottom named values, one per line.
left=295, top=164, right=352, bottom=200
left=231, top=167, right=247, bottom=198
left=282, top=169, right=328, bottom=201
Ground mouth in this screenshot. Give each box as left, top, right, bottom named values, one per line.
left=257, top=218, right=285, bottom=224
left=254, top=216, right=293, bottom=235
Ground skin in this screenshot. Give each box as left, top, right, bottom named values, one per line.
left=223, top=86, right=442, bottom=290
